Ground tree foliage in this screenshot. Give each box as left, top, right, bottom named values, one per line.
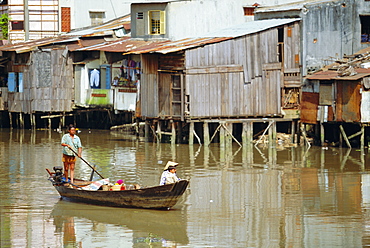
left=0, top=13, right=9, bottom=40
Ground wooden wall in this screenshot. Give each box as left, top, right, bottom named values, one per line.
left=139, top=21, right=300, bottom=120
left=184, top=24, right=300, bottom=118
left=140, top=54, right=159, bottom=118
left=8, top=49, right=74, bottom=113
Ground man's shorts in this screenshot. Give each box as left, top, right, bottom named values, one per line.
left=62, top=154, right=76, bottom=163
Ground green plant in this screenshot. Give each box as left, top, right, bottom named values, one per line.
left=0, top=13, right=9, bottom=40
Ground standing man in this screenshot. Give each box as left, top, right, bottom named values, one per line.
left=61, top=124, right=82, bottom=184
left=160, top=161, right=181, bottom=185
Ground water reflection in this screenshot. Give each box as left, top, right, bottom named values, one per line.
left=50, top=200, right=188, bottom=247
left=1, top=128, right=370, bottom=247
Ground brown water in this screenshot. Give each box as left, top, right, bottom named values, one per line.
left=0, top=128, right=369, bottom=247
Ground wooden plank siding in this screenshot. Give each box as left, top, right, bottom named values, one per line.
left=138, top=21, right=300, bottom=119
left=141, top=54, right=159, bottom=117
left=183, top=24, right=297, bottom=118
left=7, top=49, right=74, bottom=113
left=283, top=23, right=301, bottom=87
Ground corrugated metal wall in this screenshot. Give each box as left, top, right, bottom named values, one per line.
left=141, top=54, right=159, bottom=118
left=336, top=81, right=361, bottom=122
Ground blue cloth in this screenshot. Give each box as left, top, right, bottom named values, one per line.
left=61, top=134, right=82, bottom=156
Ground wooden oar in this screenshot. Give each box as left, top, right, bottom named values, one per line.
left=68, top=147, right=104, bottom=179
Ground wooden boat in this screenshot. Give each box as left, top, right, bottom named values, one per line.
left=47, top=167, right=189, bottom=210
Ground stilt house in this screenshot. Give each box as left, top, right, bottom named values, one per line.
left=125, top=19, right=301, bottom=144
left=301, top=48, right=370, bottom=148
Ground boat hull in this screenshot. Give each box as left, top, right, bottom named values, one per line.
left=53, top=180, right=189, bottom=209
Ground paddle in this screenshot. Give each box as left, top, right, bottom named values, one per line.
left=68, top=147, right=105, bottom=180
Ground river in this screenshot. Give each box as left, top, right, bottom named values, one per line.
left=0, top=128, right=369, bottom=247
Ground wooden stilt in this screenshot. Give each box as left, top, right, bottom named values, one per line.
left=176, top=121, right=183, bottom=144
left=291, top=120, right=296, bottom=144
left=203, top=122, right=210, bottom=146
left=171, top=121, right=176, bottom=145
left=220, top=121, right=225, bottom=149
left=62, top=112, right=65, bottom=128
left=157, top=121, right=162, bottom=143
left=339, top=124, right=343, bottom=147
left=48, top=117, right=52, bottom=130
left=19, top=113, right=24, bottom=129
left=189, top=122, right=194, bottom=145
left=361, top=125, right=365, bottom=150
left=320, top=122, right=325, bottom=146
left=268, top=120, right=276, bottom=147
left=225, top=123, right=233, bottom=149
left=9, top=112, right=12, bottom=128
left=145, top=120, right=150, bottom=142
left=339, top=125, right=351, bottom=148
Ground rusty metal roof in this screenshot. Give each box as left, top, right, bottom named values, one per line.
left=0, top=14, right=131, bottom=53
left=0, top=36, right=78, bottom=53
left=75, top=37, right=156, bottom=52
left=123, top=37, right=232, bottom=55
left=201, top=19, right=300, bottom=38
left=306, top=68, right=370, bottom=80
left=67, top=14, right=131, bottom=36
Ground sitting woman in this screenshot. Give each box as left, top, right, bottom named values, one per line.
left=160, top=161, right=181, bottom=185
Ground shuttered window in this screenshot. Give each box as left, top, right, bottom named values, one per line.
left=148, top=10, right=165, bottom=35
left=61, top=7, right=71, bottom=32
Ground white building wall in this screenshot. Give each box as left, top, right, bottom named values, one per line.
left=60, top=0, right=132, bottom=31
left=163, top=0, right=313, bottom=40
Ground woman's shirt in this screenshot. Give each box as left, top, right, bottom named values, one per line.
left=61, top=134, right=82, bottom=156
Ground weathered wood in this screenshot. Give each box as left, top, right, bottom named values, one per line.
left=157, top=121, right=162, bottom=143
left=189, top=122, right=194, bottom=145
left=171, top=121, right=176, bottom=145
left=186, top=65, right=243, bottom=74
left=50, top=177, right=189, bottom=210
left=203, top=122, right=210, bottom=146
left=339, top=125, right=351, bottom=148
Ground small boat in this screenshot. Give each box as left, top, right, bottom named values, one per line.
left=46, top=166, right=189, bottom=210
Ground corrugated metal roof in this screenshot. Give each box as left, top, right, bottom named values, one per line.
left=0, top=14, right=131, bottom=53
left=67, top=14, right=131, bottom=36
left=76, top=37, right=155, bottom=52
left=255, top=0, right=335, bottom=13
left=198, top=18, right=300, bottom=38
left=124, top=37, right=232, bottom=55
left=124, top=19, right=299, bottom=55
left=306, top=68, right=370, bottom=80
left=0, top=36, right=78, bottom=53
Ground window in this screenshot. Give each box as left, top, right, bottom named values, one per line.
left=243, top=7, right=255, bottom=16
left=61, top=7, right=71, bottom=32
left=8, top=72, right=23, bottom=93
left=361, top=15, right=370, bottom=43
left=149, top=10, right=165, bottom=35
left=11, top=21, right=24, bottom=30
left=136, top=12, right=143, bottom=19
left=89, top=11, right=105, bottom=26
